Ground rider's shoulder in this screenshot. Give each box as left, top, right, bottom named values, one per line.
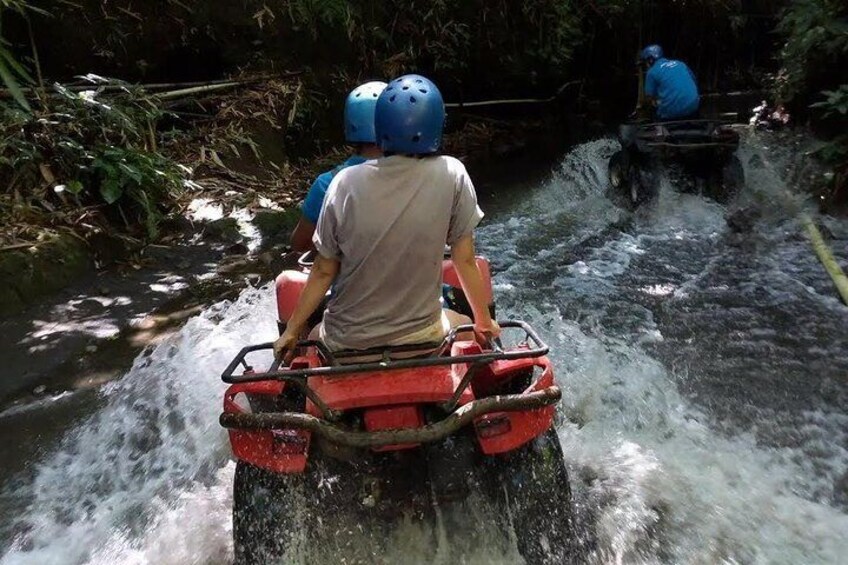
left=430, top=154, right=469, bottom=177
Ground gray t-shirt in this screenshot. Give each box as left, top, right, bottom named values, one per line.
left=313, top=155, right=483, bottom=350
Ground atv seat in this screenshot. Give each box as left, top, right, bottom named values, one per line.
left=325, top=339, right=446, bottom=365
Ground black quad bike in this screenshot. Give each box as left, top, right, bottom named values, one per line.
left=607, top=120, right=745, bottom=209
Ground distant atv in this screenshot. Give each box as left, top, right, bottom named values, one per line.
left=607, top=119, right=744, bottom=209
left=220, top=256, right=580, bottom=564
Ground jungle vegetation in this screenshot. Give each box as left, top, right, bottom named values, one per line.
left=0, top=0, right=845, bottom=244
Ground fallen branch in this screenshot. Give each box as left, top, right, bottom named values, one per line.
left=0, top=73, right=303, bottom=99
left=0, top=242, right=41, bottom=252
left=445, top=80, right=583, bottom=109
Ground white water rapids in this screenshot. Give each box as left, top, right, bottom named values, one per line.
left=2, top=134, right=847, bottom=564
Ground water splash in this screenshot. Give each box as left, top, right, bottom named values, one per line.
left=3, top=134, right=847, bottom=564
left=2, top=288, right=277, bottom=565
left=484, top=134, right=848, bottom=564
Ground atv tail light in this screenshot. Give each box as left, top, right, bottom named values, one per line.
left=271, top=429, right=308, bottom=455
left=475, top=415, right=512, bottom=438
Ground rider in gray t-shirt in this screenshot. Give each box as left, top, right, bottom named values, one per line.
left=274, top=74, right=499, bottom=358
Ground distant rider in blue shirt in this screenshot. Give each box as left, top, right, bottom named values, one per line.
left=290, top=81, right=387, bottom=252
left=640, top=45, right=700, bottom=121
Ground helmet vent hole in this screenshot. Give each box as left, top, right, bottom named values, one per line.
left=372, top=93, right=378, bottom=97
left=409, top=96, right=416, bottom=103
left=386, top=86, right=394, bottom=91
left=415, top=79, right=423, bottom=83
left=402, top=86, right=409, bottom=90
left=355, top=92, right=361, bottom=97
left=412, top=135, right=421, bottom=142
left=419, top=89, right=427, bottom=94
left=390, top=95, right=397, bottom=102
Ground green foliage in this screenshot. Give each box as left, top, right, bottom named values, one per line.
left=775, top=0, right=848, bottom=104
left=812, top=135, right=848, bottom=164
left=0, top=77, right=183, bottom=238
left=281, top=0, right=351, bottom=38
left=776, top=1, right=848, bottom=203
left=0, top=0, right=46, bottom=111
left=0, top=38, right=33, bottom=111
left=810, top=85, right=848, bottom=119
left=809, top=88, right=848, bottom=166
left=256, top=0, right=586, bottom=87
left=90, top=147, right=176, bottom=237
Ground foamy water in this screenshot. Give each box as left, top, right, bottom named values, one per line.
left=3, top=134, right=847, bottom=564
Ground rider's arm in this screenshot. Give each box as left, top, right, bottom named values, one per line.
left=288, top=254, right=339, bottom=332
left=450, top=234, right=500, bottom=337
left=643, top=68, right=658, bottom=107
left=273, top=254, right=339, bottom=360
left=290, top=216, right=316, bottom=252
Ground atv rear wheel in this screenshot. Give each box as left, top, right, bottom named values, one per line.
left=233, top=460, right=305, bottom=564
left=487, top=427, right=580, bottom=564
left=707, top=155, right=745, bottom=204
left=608, top=150, right=655, bottom=210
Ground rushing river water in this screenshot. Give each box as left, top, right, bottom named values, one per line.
left=1, top=132, right=847, bottom=564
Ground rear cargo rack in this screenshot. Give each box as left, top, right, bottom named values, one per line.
left=221, top=320, right=548, bottom=384
left=220, top=320, right=559, bottom=445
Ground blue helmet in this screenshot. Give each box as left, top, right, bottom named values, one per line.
left=641, top=44, right=664, bottom=63
left=344, top=81, right=387, bottom=144
left=374, top=74, right=445, bottom=155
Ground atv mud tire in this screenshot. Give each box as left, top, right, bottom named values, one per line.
left=706, top=155, right=745, bottom=204
left=608, top=149, right=656, bottom=210
left=487, top=427, right=580, bottom=564
left=233, top=460, right=305, bottom=564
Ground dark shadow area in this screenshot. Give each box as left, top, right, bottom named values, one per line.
left=1, top=236, right=295, bottom=407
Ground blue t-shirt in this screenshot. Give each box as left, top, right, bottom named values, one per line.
left=645, top=58, right=700, bottom=120
left=301, top=156, right=367, bottom=224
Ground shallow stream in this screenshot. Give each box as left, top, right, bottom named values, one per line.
left=2, top=132, right=846, bottom=564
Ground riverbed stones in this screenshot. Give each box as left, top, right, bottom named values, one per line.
left=203, top=217, right=242, bottom=243
left=253, top=208, right=299, bottom=241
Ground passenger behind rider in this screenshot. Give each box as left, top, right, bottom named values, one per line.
left=290, top=81, right=387, bottom=252
left=274, top=74, right=499, bottom=361
left=639, top=44, right=700, bottom=121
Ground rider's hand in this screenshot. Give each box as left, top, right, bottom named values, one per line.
left=473, top=318, right=501, bottom=345
left=273, top=326, right=301, bottom=365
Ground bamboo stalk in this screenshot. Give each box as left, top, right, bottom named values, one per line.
left=0, top=242, right=41, bottom=252
left=801, top=214, right=848, bottom=305
left=156, top=82, right=245, bottom=100
left=25, top=15, right=45, bottom=98
left=0, top=73, right=303, bottom=98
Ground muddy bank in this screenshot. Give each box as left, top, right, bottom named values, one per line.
left=0, top=221, right=301, bottom=410
left=0, top=235, right=92, bottom=317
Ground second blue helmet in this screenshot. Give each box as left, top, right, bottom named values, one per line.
left=641, top=44, right=664, bottom=63
left=374, top=74, right=445, bottom=155
left=344, top=81, right=388, bottom=144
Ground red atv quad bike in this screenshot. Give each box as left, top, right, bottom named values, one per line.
left=220, top=255, right=578, bottom=563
